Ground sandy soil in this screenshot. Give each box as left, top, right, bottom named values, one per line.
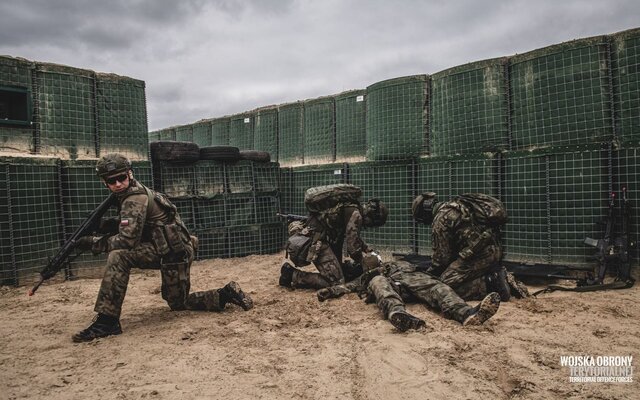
left=0, top=252, right=638, bottom=400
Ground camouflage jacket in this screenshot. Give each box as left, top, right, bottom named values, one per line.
left=305, top=204, right=370, bottom=262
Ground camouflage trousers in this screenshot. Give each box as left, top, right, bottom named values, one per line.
left=94, top=242, right=225, bottom=318
left=438, top=246, right=502, bottom=301
left=291, top=242, right=345, bottom=289
left=368, top=266, right=472, bottom=323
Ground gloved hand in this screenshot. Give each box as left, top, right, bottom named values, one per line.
left=75, top=236, right=95, bottom=251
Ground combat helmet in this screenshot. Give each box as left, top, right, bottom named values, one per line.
left=412, top=192, right=437, bottom=224
left=362, top=199, right=388, bottom=227
left=96, top=153, right=132, bottom=179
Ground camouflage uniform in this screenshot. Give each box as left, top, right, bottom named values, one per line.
left=91, top=179, right=228, bottom=317
left=290, top=205, right=370, bottom=289
left=430, top=200, right=502, bottom=300
left=320, top=261, right=474, bottom=324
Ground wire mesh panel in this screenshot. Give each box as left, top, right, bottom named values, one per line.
left=279, top=167, right=294, bottom=214
left=335, top=89, right=366, bottom=162
left=430, top=58, right=509, bottom=156
left=229, top=112, right=254, bottom=151
left=225, top=193, right=255, bottom=227
left=175, top=124, right=193, bottom=142
left=260, top=222, right=285, bottom=254
left=0, top=157, right=63, bottom=285
left=227, top=225, right=261, bottom=258
left=0, top=55, right=34, bottom=154
left=510, top=36, right=613, bottom=150
left=254, top=106, right=278, bottom=161
left=95, top=73, right=148, bottom=161
left=290, top=164, right=346, bottom=215
left=611, top=28, right=640, bottom=144
left=503, top=150, right=551, bottom=264
left=194, top=160, right=224, bottom=197
left=169, top=197, right=196, bottom=232
left=192, top=120, right=212, bottom=147
left=450, top=153, right=499, bottom=196
left=196, top=228, right=227, bottom=260
left=158, top=128, right=176, bottom=141
left=548, top=145, right=610, bottom=265
left=616, top=143, right=639, bottom=267
left=366, top=75, right=428, bottom=161
left=35, top=63, right=96, bottom=159
left=256, top=193, right=280, bottom=224
left=0, top=164, right=11, bottom=284
left=225, top=160, right=254, bottom=193
left=211, top=117, right=230, bottom=146
left=277, top=102, right=304, bottom=166
left=254, top=161, right=280, bottom=193
left=303, top=96, right=335, bottom=164
left=348, top=161, right=413, bottom=253
left=416, top=156, right=455, bottom=255
left=193, top=196, right=224, bottom=230
left=156, top=162, right=195, bottom=198
left=148, top=130, right=160, bottom=142
left=131, top=160, right=153, bottom=188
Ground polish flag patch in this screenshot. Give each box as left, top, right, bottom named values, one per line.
left=120, top=219, right=129, bottom=226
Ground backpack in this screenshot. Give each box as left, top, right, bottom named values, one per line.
left=454, top=193, right=508, bottom=228
left=304, top=184, right=362, bottom=213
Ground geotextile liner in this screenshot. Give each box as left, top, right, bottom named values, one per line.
left=366, top=75, right=428, bottom=160
left=229, top=112, right=254, bottom=151
left=254, top=106, right=278, bottom=161
left=611, top=28, right=640, bottom=144
left=277, top=102, right=304, bottom=166
left=303, top=96, right=335, bottom=164
left=335, top=89, right=366, bottom=161
left=0, top=55, right=34, bottom=154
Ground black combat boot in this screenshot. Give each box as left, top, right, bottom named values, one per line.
left=486, top=266, right=511, bottom=302
left=219, top=281, right=253, bottom=311
left=72, top=313, right=122, bottom=342
left=279, top=262, right=295, bottom=287
left=463, top=292, right=501, bottom=326
left=388, top=310, right=427, bottom=332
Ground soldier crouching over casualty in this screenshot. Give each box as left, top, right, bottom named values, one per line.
left=412, top=192, right=528, bottom=301
left=279, top=184, right=388, bottom=290
left=317, top=255, right=501, bottom=332
left=72, top=154, right=253, bottom=342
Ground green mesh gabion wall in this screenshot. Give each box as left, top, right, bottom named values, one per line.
left=148, top=130, right=160, bottom=142
left=0, top=162, right=12, bottom=284
left=194, top=160, right=224, bottom=197
left=278, top=102, right=304, bottom=166
left=0, top=157, right=63, bottom=285
left=0, top=56, right=34, bottom=154
left=211, top=117, right=230, bottom=146
left=348, top=161, right=413, bottom=253
left=366, top=75, right=428, bottom=160
left=287, top=163, right=347, bottom=215
left=254, top=106, right=278, bottom=160
left=159, top=127, right=176, bottom=141
left=303, top=96, right=335, bottom=164
left=612, top=28, right=640, bottom=144
left=35, top=63, right=96, bottom=159
left=225, top=160, right=254, bottom=193
left=617, top=143, right=639, bottom=267
left=156, top=163, right=195, bottom=198
left=175, top=124, right=193, bottom=142
left=192, top=120, right=212, bottom=147
left=228, top=225, right=261, bottom=258
left=194, top=196, right=224, bottom=229
left=254, top=162, right=280, bottom=193
left=196, top=228, right=227, bottom=260
left=510, top=36, right=612, bottom=150
left=430, top=58, right=509, bottom=156
left=335, top=90, right=366, bottom=162
left=95, top=73, right=148, bottom=161
left=416, top=156, right=454, bottom=255
left=229, top=112, right=254, bottom=150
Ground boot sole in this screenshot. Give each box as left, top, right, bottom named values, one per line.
left=389, top=312, right=427, bottom=332
left=226, top=281, right=254, bottom=311
left=463, top=292, right=501, bottom=326
left=71, top=328, right=122, bottom=343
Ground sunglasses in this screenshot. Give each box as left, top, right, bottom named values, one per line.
left=105, top=174, right=128, bottom=185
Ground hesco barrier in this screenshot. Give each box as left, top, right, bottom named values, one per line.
left=175, top=124, right=193, bottom=142
left=510, top=36, right=612, bottom=150
left=0, top=156, right=62, bottom=286
left=148, top=130, right=160, bottom=142
left=192, top=120, right=212, bottom=147
left=254, top=106, right=278, bottom=161
left=277, top=102, right=304, bottom=166
left=35, top=63, right=96, bottom=159
left=617, top=143, right=640, bottom=266
left=612, top=28, right=640, bottom=144
left=95, top=73, right=148, bottom=161
left=366, top=75, right=428, bottom=161
left=0, top=56, right=34, bottom=154
left=430, top=58, right=509, bottom=156
left=335, top=89, right=366, bottom=162
left=158, top=127, right=176, bottom=141
left=303, top=96, right=335, bottom=164
left=229, top=112, right=254, bottom=150
left=211, top=117, right=230, bottom=146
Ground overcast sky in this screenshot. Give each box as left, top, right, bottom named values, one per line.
left=1, top=0, right=638, bottom=131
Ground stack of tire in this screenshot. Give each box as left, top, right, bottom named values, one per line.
left=150, top=141, right=284, bottom=260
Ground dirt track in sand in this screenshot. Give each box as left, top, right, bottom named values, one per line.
left=0, top=252, right=638, bottom=400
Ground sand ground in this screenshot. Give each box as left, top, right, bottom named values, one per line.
left=0, top=252, right=638, bottom=400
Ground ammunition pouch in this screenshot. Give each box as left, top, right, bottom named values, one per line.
left=286, top=233, right=312, bottom=267
left=151, top=223, right=190, bottom=258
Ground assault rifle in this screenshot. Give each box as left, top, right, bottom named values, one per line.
left=29, top=194, right=116, bottom=296
left=276, top=213, right=308, bottom=222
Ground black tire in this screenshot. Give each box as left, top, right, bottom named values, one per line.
left=239, top=150, right=271, bottom=163
left=200, top=146, right=241, bottom=161
left=150, top=141, right=200, bottom=164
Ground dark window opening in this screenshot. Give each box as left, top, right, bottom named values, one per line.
left=0, top=86, right=31, bottom=126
